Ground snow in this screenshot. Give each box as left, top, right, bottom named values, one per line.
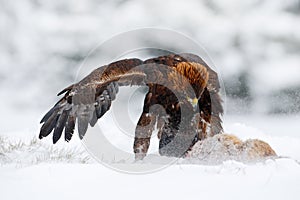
left=1, top=112, right=300, bottom=200
left=1, top=0, right=300, bottom=199
left=0, top=158, right=299, bottom=200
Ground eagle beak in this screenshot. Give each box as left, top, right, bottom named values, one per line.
left=188, top=97, right=198, bottom=111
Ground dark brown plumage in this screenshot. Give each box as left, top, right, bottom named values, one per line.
left=39, top=53, right=223, bottom=159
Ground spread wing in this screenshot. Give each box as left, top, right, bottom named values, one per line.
left=39, top=58, right=146, bottom=143
left=39, top=53, right=224, bottom=145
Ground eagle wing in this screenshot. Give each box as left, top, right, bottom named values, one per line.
left=39, top=58, right=146, bottom=143
left=39, top=53, right=223, bottom=145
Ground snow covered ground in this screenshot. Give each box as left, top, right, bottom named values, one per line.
left=1, top=105, right=300, bottom=200
left=1, top=158, right=299, bottom=200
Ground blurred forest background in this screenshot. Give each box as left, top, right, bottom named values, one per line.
left=0, top=0, right=300, bottom=133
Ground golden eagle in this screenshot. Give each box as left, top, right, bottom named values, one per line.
left=39, top=53, right=223, bottom=159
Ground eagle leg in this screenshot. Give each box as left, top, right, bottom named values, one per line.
left=133, top=112, right=156, bottom=160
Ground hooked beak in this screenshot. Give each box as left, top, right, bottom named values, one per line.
left=188, top=97, right=198, bottom=111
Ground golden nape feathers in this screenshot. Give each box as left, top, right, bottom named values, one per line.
left=168, top=62, right=209, bottom=97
